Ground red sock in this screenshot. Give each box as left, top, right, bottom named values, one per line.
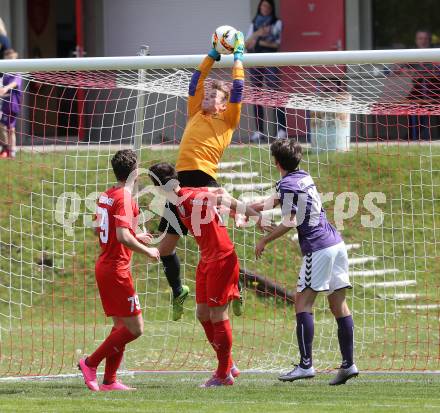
left=86, top=326, right=136, bottom=368
left=103, top=327, right=125, bottom=384
left=202, top=320, right=235, bottom=370
left=201, top=320, right=215, bottom=349
left=212, top=319, right=233, bottom=379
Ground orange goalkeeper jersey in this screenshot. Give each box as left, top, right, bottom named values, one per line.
left=176, top=56, right=244, bottom=179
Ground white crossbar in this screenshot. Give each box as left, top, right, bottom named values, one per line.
left=0, top=49, right=439, bottom=72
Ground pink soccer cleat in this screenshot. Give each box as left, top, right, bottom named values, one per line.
left=230, top=363, right=240, bottom=378
left=200, top=373, right=234, bottom=388
left=78, top=358, right=99, bottom=391
left=99, top=381, right=136, bottom=391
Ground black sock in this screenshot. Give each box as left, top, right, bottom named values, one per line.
left=161, top=253, right=182, bottom=298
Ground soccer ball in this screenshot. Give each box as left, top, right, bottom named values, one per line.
left=212, top=25, right=237, bottom=55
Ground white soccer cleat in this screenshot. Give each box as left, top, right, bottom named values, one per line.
left=329, top=364, right=359, bottom=385
left=278, top=365, right=316, bottom=382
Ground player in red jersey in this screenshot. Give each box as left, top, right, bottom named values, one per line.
left=78, top=149, right=160, bottom=392
left=148, top=162, right=260, bottom=387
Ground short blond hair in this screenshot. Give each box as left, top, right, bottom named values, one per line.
left=211, top=80, right=230, bottom=103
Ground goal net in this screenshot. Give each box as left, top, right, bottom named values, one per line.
left=0, top=50, right=439, bottom=377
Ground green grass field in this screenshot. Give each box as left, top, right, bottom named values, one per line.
left=1, top=143, right=440, bottom=381
left=1, top=373, right=440, bottom=412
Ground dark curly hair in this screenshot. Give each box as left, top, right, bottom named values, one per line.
left=148, top=162, right=178, bottom=187
left=111, top=149, right=137, bottom=182
left=270, top=139, right=302, bottom=172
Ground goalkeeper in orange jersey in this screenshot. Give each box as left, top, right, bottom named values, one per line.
left=157, top=31, right=245, bottom=321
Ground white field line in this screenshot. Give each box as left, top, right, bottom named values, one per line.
left=348, top=256, right=378, bottom=265
left=218, top=172, right=259, bottom=179
left=378, top=293, right=419, bottom=300
left=398, top=304, right=440, bottom=310
left=218, top=161, right=246, bottom=169
left=0, top=366, right=440, bottom=383
left=362, top=280, right=417, bottom=288
left=225, top=183, right=273, bottom=191
left=0, top=370, right=208, bottom=382
left=349, top=268, right=399, bottom=277
left=346, top=243, right=361, bottom=251
left=3, top=369, right=440, bottom=383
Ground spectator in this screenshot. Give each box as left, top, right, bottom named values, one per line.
left=415, top=29, right=431, bottom=49
left=245, top=0, right=287, bottom=142
left=0, top=49, right=22, bottom=158
left=408, top=29, right=435, bottom=140
left=0, top=18, right=11, bottom=59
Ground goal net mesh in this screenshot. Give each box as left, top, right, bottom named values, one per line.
left=0, top=58, right=439, bottom=376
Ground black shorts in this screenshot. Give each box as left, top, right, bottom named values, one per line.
left=158, top=170, right=219, bottom=235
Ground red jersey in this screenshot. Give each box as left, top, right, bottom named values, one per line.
left=95, top=186, right=139, bottom=272
left=176, top=187, right=234, bottom=263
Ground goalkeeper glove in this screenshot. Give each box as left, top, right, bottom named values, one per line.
left=208, top=48, right=221, bottom=62
left=233, top=31, right=245, bottom=61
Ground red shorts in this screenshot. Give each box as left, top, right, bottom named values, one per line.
left=196, top=251, right=240, bottom=307
left=95, top=264, right=141, bottom=317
